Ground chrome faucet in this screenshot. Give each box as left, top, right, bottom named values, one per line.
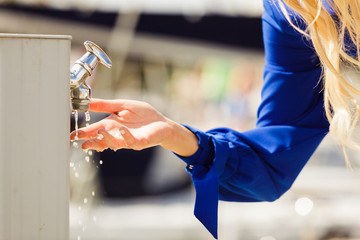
left=70, top=41, right=112, bottom=111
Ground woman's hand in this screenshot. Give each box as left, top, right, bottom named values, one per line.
left=70, top=98, right=199, bottom=157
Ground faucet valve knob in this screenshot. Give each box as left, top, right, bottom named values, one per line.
left=84, top=41, right=112, bottom=69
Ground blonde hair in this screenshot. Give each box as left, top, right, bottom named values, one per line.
left=278, top=0, right=360, bottom=165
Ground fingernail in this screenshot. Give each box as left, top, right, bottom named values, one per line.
left=97, top=129, right=105, bottom=139
left=120, top=129, right=126, bottom=135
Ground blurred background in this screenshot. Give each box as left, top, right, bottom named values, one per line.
left=2, top=0, right=360, bottom=239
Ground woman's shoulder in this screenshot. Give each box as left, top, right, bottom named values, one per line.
left=263, top=0, right=336, bottom=32
left=262, top=0, right=306, bottom=34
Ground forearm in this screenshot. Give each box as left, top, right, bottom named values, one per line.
left=161, top=118, right=199, bottom=157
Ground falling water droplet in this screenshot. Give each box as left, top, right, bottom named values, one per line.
left=99, top=160, right=103, bottom=165
left=88, top=150, right=93, bottom=156
left=84, top=198, right=88, bottom=204
left=70, top=162, right=74, bottom=168
left=72, top=142, right=78, bottom=148
left=85, top=156, right=90, bottom=162
left=92, top=191, right=95, bottom=197
left=75, top=172, right=79, bottom=178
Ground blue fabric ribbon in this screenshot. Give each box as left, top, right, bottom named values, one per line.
left=190, top=165, right=219, bottom=239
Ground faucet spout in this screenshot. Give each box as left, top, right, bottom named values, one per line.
left=70, top=81, right=91, bottom=111
left=70, top=41, right=112, bottom=111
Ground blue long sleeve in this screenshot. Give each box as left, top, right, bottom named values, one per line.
left=176, top=0, right=329, bottom=238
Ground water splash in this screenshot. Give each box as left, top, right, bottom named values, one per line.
left=71, top=111, right=104, bottom=240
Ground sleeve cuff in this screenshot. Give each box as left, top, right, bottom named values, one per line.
left=173, top=124, right=221, bottom=239
left=174, top=124, right=214, bottom=168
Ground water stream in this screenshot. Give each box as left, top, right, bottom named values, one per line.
left=72, top=110, right=79, bottom=148
left=71, top=110, right=96, bottom=240
left=85, top=111, right=90, bottom=122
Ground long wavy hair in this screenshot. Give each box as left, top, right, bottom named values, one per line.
left=278, top=0, right=360, bottom=165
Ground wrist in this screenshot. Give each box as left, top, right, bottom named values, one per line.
left=161, top=119, right=199, bottom=157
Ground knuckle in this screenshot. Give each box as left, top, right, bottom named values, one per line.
left=110, top=141, right=121, bottom=151
left=139, top=137, right=150, bottom=147
left=126, top=137, right=135, bottom=146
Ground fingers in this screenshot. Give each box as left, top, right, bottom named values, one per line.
left=97, top=128, right=123, bottom=151
left=82, top=127, right=135, bottom=151
left=82, top=138, right=108, bottom=152
left=90, top=98, right=154, bottom=118
left=81, top=127, right=140, bottom=152
left=96, top=127, right=138, bottom=150
left=89, top=98, right=126, bottom=113
left=70, top=121, right=107, bottom=141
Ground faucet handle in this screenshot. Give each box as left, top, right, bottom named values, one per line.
left=84, top=41, right=112, bottom=68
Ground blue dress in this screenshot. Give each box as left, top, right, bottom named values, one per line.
left=176, top=0, right=330, bottom=238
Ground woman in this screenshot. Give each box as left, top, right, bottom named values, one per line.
left=70, top=0, right=360, bottom=238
